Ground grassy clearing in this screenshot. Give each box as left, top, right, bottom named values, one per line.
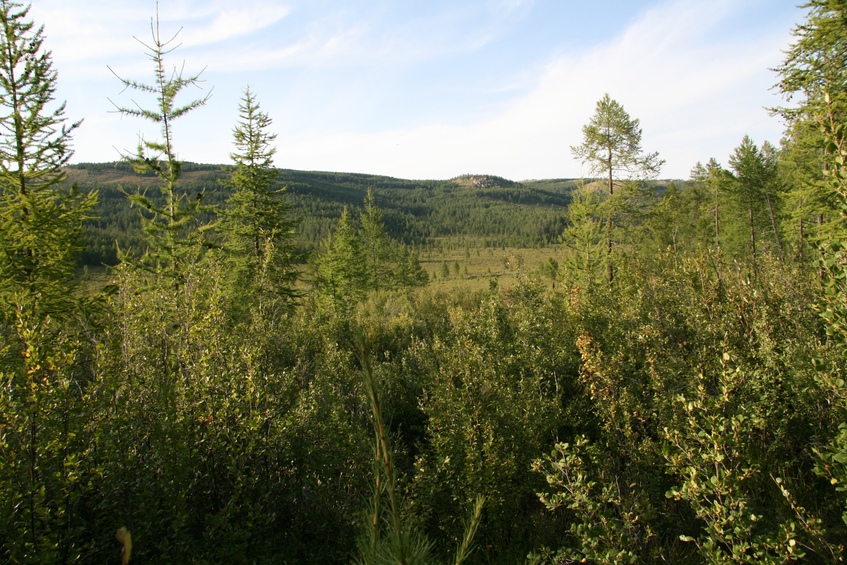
left=80, top=244, right=566, bottom=295
left=421, top=243, right=562, bottom=292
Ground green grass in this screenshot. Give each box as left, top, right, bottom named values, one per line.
left=421, top=243, right=562, bottom=292
left=82, top=244, right=566, bottom=295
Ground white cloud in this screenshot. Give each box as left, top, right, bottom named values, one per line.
left=277, top=0, right=795, bottom=180
left=31, top=1, right=291, bottom=71
left=37, top=0, right=798, bottom=179
left=178, top=3, right=292, bottom=47
left=496, top=0, right=534, bottom=14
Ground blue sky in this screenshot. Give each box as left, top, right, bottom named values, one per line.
left=31, top=0, right=800, bottom=180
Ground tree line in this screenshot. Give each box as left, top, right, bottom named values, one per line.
left=68, top=165, right=578, bottom=267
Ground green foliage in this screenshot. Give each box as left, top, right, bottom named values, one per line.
left=813, top=240, right=847, bottom=531
left=221, top=87, right=296, bottom=317
left=90, top=257, right=372, bottom=563
left=534, top=252, right=844, bottom=563
left=0, top=307, right=93, bottom=563
left=0, top=3, right=98, bottom=561
left=5, top=3, right=847, bottom=563
left=361, top=189, right=393, bottom=292
left=0, top=1, right=80, bottom=190
left=354, top=344, right=486, bottom=565
left=571, top=94, right=664, bottom=195
left=688, top=159, right=733, bottom=254
left=409, top=280, right=576, bottom=561
left=108, top=11, right=212, bottom=285
left=0, top=0, right=95, bottom=316
left=775, top=0, right=847, bottom=201
left=533, top=436, right=654, bottom=564
left=726, top=136, right=785, bottom=259
left=664, top=364, right=834, bottom=563
left=780, top=116, right=840, bottom=258
left=559, top=183, right=604, bottom=284
left=776, top=2, right=847, bottom=542
left=314, top=206, right=368, bottom=313
left=68, top=165, right=578, bottom=267
left=571, top=94, right=664, bottom=281
left=0, top=183, right=95, bottom=315
left=356, top=344, right=434, bottom=565
left=312, top=196, right=427, bottom=315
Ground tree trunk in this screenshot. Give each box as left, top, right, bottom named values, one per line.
left=607, top=151, right=614, bottom=283
left=764, top=193, right=783, bottom=256
left=819, top=213, right=825, bottom=281
left=749, top=204, right=756, bottom=257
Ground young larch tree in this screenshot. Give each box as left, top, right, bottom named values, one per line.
left=0, top=0, right=94, bottom=314
left=109, top=8, right=211, bottom=286
left=222, top=87, right=297, bottom=316
left=0, top=2, right=97, bottom=560
left=570, top=94, right=663, bottom=281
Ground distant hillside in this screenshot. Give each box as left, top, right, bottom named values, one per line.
left=67, top=162, right=580, bottom=267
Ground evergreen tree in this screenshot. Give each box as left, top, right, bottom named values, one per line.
left=360, top=188, right=391, bottom=291
left=571, top=94, right=664, bottom=197
left=776, top=0, right=847, bottom=223
left=222, top=87, right=296, bottom=316
left=727, top=136, right=784, bottom=259
left=648, top=182, right=685, bottom=255
left=93, top=16, right=216, bottom=558
left=0, top=0, right=95, bottom=315
left=559, top=183, right=604, bottom=284
left=690, top=158, right=733, bottom=254
left=314, top=207, right=366, bottom=313
left=394, top=246, right=429, bottom=287
left=109, top=10, right=211, bottom=285
left=775, top=0, right=847, bottom=285
left=571, top=94, right=664, bottom=281
left=774, top=0, right=847, bottom=532
left=780, top=115, right=839, bottom=259
left=0, top=2, right=96, bottom=560
left=313, top=192, right=426, bottom=310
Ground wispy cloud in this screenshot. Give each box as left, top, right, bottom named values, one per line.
left=30, top=2, right=150, bottom=65
left=496, top=0, right=534, bottom=14
left=178, top=3, right=292, bottom=47
left=276, top=0, right=795, bottom=179
left=208, top=1, right=531, bottom=70
left=33, top=0, right=798, bottom=179
left=32, top=1, right=291, bottom=71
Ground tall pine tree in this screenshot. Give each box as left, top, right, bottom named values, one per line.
left=727, top=136, right=784, bottom=259
left=360, top=189, right=391, bottom=292
left=776, top=0, right=847, bottom=224
left=109, top=9, right=211, bottom=286
left=0, top=2, right=97, bottom=560
left=222, top=87, right=296, bottom=316
left=0, top=0, right=94, bottom=316
left=570, top=94, right=663, bottom=281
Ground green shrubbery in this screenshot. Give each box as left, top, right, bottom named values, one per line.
left=3, top=1, right=847, bottom=563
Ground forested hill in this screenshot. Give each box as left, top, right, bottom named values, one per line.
left=67, top=161, right=591, bottom=266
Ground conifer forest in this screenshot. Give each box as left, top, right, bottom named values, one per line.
left=3, top=0, right=847, bottom=563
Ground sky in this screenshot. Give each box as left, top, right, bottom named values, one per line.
left=29, top=0, right=802, bottom=181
